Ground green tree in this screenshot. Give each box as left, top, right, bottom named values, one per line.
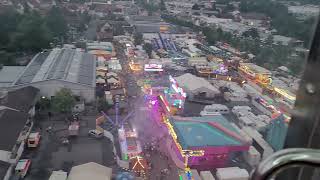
left=143, top=43, right=153, bottom=58
left=133, top=33, right=143, bottom=45
left=13, top=11, right=52, bottom=52
left=192, top=3, right=200, bottom=10
left=97, top=97, right=110, bottom=112
left=265, top=35, right=274, bottom=45
left=51, top=88, right=75, bottom=113
left=242, top=28, right=260, bottom=39
left=160, top=0, right=166, bottom=11
left=45, top=7, right=68, bottom=39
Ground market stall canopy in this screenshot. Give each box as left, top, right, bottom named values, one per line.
left=68, top=162, right=112, bottom=180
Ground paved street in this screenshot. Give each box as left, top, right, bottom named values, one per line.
left=115, top=43, right=180, bottom=179
left=85, top=19, right=99, bottom=41
left=21, top=113, right=117, bottom=180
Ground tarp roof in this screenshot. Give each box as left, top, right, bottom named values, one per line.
left=68, top=162, right=112, bottom=180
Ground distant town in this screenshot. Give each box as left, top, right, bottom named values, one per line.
left=0, top=0, right=318, bottom=180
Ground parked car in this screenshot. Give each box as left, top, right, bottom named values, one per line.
left=88, top=129, right=104, bottom=138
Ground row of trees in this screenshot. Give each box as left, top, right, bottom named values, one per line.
left=0, top=7, right=67, bottom=65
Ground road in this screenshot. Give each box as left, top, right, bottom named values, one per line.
left=115, top=43, right=180, bottom=180
left=85, top=19, right=99, bottom=41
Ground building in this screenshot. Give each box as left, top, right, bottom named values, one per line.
left=9, top=49, right=96, bottom=102
left=238, top=63, right=272, bottom=86
left=127, top=15, right=170, bottom=33
left=0, top=86, right=39, bottom=180
left=0, top=66, right=25, bottom=88
left=265, top=114, right=288, bottom=151
left=166, top=115, right=250, bottom=170
left=188, top=57, right=208, bottom=66
left=243, top=146, right=261, bottom=167
left=97, top=22, right=113, bottom=41
left=217, top=81, right=249, bottom=104
left=200, top=104, right=229, bottom=116
left=87, top=41, right=115, bottom=59
left=288, top=5, right=319, bottom=20
left=200, top=171, right=215, bottom=180
left=107, top=59, right=122, bottom=72
left=242, top=127, right=274, bottom=160
left=216, top=167, right=249, bottom=180
left=175, top=73, right=220, bottom=99
left=68, top=162, right=112, bottom=180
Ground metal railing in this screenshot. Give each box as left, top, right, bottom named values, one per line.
left=251, top=148, right=320, bottom=180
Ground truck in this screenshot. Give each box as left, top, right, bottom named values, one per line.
left=27, top=132, right=40, bottom=148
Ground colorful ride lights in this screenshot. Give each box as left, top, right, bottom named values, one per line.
left=159, top=95, right=171, bottom=112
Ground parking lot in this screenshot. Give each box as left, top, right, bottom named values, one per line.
left=21, top=113, right=116, bottom=180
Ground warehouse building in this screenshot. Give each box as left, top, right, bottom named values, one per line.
left=175, top=73, right=220, bottom=99
left=9, top=48, right=96, bottom=102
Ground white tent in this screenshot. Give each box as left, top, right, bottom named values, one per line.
left=68, top=162, right=112, bottom=180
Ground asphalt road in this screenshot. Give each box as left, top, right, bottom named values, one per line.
left=21, top=113, right=116, bottom=180
left=115, top=43, right=180, bottom=179
left=85, top=19, right=99, bottom=41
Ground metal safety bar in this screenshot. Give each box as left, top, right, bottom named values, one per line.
left=251, top=148, right=320, bottom=180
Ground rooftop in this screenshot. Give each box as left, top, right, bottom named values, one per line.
left=175, top=73, right=219, bottom=93
left=170, top=115, right=244, bottom=149
left=0, top=108, right=28, bottom=151
left=0, top=86, right=39, bottom=112
left=0, top=66, right=25, bottom=87
left=240, top=63, right=271, bottom=75
left=14, top=49, right=95, bottom=86
left=0, top=161, right=10, bottom=180
left=68, top=162, right=112, bottom=180
left=172, top=121, right=242, bottom=149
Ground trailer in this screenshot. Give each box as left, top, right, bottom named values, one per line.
left=15, top=159, right=31, bottom=178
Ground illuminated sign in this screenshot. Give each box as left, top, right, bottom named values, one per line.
left=144, top=64, right=163, bottom=72
left=274, top=87, right=296, bottom=101
left=169, top=75, right=187, bottom=98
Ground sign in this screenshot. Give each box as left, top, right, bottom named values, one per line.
left=144, top=64, right=163, bottom=72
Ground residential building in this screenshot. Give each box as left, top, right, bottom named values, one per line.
left=97, top=22, right=113, bottom=41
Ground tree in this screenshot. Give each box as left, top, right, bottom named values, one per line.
left=160, top=0, right=166, bottom=11
left=51, top=88, right=75, bottom=113
left=13, top=11, right=52, bottom=52
left=265, top=35, right=274, bottom=45
left=242, top=28, right=260, bottom=39
left=133, top=33, right=143, bottom=45
left=143, top=43, right=153, bottom=58
left=45, top=7, right=68, bottom=39
left=192, top=3, right=200, bottom=10
left=97, top=97, right=110, bottom=112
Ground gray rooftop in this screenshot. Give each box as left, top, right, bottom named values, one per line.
left=14, top=49, right=96, bottom=86
left=0, top=66, right=25, bottom=87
